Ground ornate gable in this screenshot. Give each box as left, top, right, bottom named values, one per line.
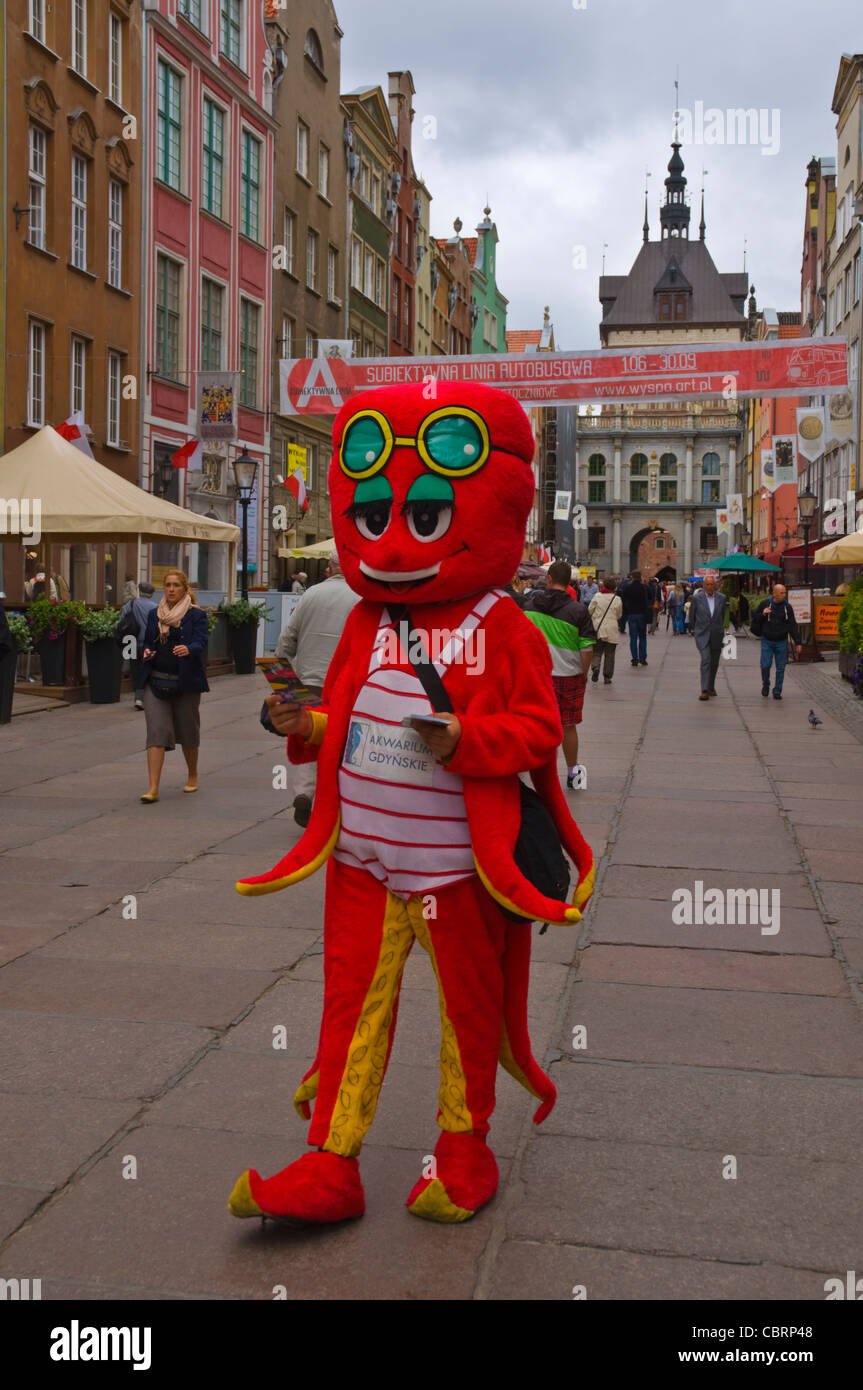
left=105, top=136, right=133, bottom=181
left=24, top=77, right=58, bottom=130
left=68, top=108, right=99, bottom=156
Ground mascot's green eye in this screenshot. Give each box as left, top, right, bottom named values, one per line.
left=418, top=408, right=490, bottom=477
left=340, top=411, right=393, bottom=478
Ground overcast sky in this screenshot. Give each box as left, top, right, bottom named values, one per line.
left=335, top=0, right=859, bottom=349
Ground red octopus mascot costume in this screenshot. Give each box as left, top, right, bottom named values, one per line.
left=228, top=381, right=594, bottom=1226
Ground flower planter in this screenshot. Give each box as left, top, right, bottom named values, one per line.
left=230, top=619, right=258, bottom=675
left=85, top=637, right=124, bottom=704
left=36, top=635, right=66, bottom=685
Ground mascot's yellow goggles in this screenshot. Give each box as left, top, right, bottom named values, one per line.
left=339, top=407, right=491, bottom=480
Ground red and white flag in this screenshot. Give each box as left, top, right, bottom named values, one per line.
left=55, top=410, right=95, bottom=458
left=284, top=467, right=309, bottom=512
left=171, top=438, right=203, bottom=470
left=538, top=543, right=552, bottom=564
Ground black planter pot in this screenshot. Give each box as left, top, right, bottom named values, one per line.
left=230, top=619, right=258, bottom=675
left=0, top=650, right=16, bottom=724
left=36, top=635, right=66, bottom=685
left=86, top=637, right=124, bottom=703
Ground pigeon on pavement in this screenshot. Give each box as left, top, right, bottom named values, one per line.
left=808, top=709, right=823, bottom=728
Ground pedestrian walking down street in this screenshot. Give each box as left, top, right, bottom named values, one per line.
left=291, top=571, right=309, bottom=595
left=120, top=581, right=157, bottom=709
left=619, top=569, right=652, bottom=666
left=588, top=578, right=623, bottom=684
left=272, top=551, right=361, bottom=825
left=647, top=577, right=662, bottom=634
left=138, top=569, right=209, bottom=802
left=579, top=574, right=599, bottom=605
left=667, top=583, right=687, bottom=634
left=689, top=574, right=727, bottom=700
left=751, top=583, right=802, bottom=700
left=524, top=560, right=595, bottom=789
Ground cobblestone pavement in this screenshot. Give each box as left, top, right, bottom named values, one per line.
left=0, top=629, right=861, bottom=1300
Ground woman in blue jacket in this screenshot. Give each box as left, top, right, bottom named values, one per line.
left=139, top=569, right=209, bottom=802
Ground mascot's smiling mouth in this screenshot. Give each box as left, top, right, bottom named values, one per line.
left=359, top=561, right=440, bottom=593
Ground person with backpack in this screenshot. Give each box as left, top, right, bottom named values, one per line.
left=524, top=560, right=596, bottom=788
left=119, top=581, right=158, bottom=710
left=751, top=583, right=802, bottom=700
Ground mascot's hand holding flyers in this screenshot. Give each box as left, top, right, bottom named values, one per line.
left=228, top=382, right=594, bottom=1226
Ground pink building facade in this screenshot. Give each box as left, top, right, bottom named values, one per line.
left=143, top=2, right=275, bottom=591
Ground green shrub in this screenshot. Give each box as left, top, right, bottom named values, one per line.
left=78, top=606, right=122, bottom=643
left=6, top=611, right=33, bottom=653
left=218, top=598, right=271, bottom=628
left=26, top=598, right=87, bottom=644
left=837, top=576, right=863, bottom=655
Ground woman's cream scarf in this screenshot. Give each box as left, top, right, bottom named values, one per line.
left=156, top=592, right=192, bottom=642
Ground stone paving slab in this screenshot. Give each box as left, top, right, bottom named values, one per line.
left=38, top=918, right=321, bottom=974
left=0, top=1091, right=134, bottom=1188
left=543, top=1059, right=863, bottom=1161
left=600, top=867, right=818, bottom=910
left=511, top=1135, right=860, bottom=1269
left=578, top=944, right=847, bottom=994
left=487, top=1240, right=832, bottom=1300
left=586, top=897, right=833, bottom=956
left=560, top=982, right=863, bottom=1076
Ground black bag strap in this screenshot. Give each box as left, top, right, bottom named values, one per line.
left=387, top=604, right=454, bottom=714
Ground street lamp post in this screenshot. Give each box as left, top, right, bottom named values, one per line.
left=798, top=485, right=817, bottom=587
left=232, top=448, right=258, bottom=602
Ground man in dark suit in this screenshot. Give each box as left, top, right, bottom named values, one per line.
left=689, top=575, right=727, bottom=701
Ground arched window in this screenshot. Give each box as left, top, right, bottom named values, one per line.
left=304, top=29, right=324, bottom=71
left=587, top=452, right=605, bottom=503
left=630, top=452, right=647, bottom=502
left=701, top=450, right=721, bottom=504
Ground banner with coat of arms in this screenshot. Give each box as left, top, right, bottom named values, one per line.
left=196, top=372, right=238, bottom=441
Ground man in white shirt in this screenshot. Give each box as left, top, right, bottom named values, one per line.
left=275, top=554, right=361, bottom=824
left=689, top=575, right=727, bottom=701
left=291, top=572, right=308, bottom=595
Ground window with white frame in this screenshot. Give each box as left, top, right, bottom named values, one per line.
left=837, top=277, right=844, bottom=323
left=239, top=299, right=259, bottom=406
left=179, top=0, right=203, bottom=27
left=375, top=257, right=384, bottom=308
left=107, top=352, right=122, bottom=446
left=29, top=0, right=45, bottom=43
left=351, top=235, right=362, bottom=289
left=306, top=228, right=318, bottom=289
left=108, top=179, right=123, bottom=287
left=849, top=339, right=859, bottom=386
left=28, top=126, right=46, bottom=250
left=220, top=0, right=242, bottom=66
left=200, top=278, right=223, bottom=371
left=155, top=254, right=181, bottom=379
left=202, top=98, right=224, bottom=215
left=318, top=143, right=329, bottom=198
left=297, top=120, right=309, bottom=178
left=28, top=321, right=46, bottom=426
left=280, top=315, right=295, bottom=358
left=327, top=245, right=338, bottom=301
left=240, top=130, right=260, bottom=240
left=283, top=208, right=296, bottom=273
left=71, top=337, right=87, bottom=416
left=72, top=0, right=87, bottom=76
left=306, top=443, right=316, bottom=491
left=855, top=251, right=862, bottom=305
left=844, top=266, right=852, bottom=320
left=306, top=330, right=318, bottom=357
left=360, top=161, right=370, bottom=201
left=109, top=13, right=123, bottom=104
left=371, top=173, right=381, bottom=217
left=71, top=156, right=87, bottom=270
left=156, top=61, right=182, bottom=190
left=364, top=248, right=374, bottom=301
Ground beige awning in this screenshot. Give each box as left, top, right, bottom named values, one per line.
left=813, top=534, right=863, bottom=565
left=0, top=426, right=241, bottom=544
left=281, top=537, right=336, bottom=559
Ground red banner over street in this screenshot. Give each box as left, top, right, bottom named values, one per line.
left=279, top=338, right=849, bottom=416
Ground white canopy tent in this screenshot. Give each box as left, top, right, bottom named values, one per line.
left=813, top=533, right=863, bottom=565
left=1, top=426, right=241, bottom=595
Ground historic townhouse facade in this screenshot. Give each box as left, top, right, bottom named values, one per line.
left=265, top=0, right=346, bottom=572
left=142, top=0, right=275, bottom=591
left=343, top=85, right=396, bottom=359
left=413, top=177, right=434, bottom=356
left=434, top=220, right=473, bottom=355
left=467, top=207, right=508, bottom=354
left=387, top=70, right=417, bottom=357
left=3, top=0, right=142, bottom=603
left=558, top=139, right=748, bottom=579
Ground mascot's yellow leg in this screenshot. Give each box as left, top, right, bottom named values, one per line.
left=227, top=1171, right=263, bottom=1219
left=407, top=1179, right=474, bottom=1224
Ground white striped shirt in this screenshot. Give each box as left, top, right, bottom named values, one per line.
left=333, top=593, right=502, bottom=898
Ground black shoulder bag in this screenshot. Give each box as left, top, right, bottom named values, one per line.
left=390, top=605, right=571, bottom=925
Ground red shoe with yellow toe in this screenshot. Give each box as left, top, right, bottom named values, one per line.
left=228, top=1152, right=365, bottom=1225
left=406, top=1132, right=499, bottom=1223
